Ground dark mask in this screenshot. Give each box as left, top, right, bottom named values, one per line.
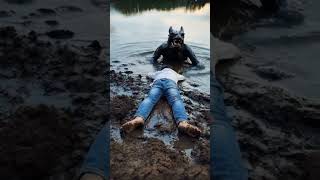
left=168, top=26, right=185, bottom=49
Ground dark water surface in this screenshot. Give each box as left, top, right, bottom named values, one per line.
left=233, top=0, right=320, bottom=100
left=111, top=0, right=210, bottom=94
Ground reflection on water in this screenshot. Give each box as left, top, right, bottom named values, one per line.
left=111, top=1, right=210, bottom=93
left=111, top=0, right=210, bottom=15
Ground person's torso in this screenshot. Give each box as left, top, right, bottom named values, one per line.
left=153, top=69, right=180, bottom=83
left=161, top=43, right=188, bottom=65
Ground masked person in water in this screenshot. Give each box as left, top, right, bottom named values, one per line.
left=121, top=67, right=201, bottom=137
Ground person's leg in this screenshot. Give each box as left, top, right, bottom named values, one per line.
left=134, top=84, right=163, bottom=120
left=79, top=123, right=109, bottom=180
left=211, top=64, right=248, bottom=179
left=163, top=79, right=201, bottom=137
left=163, top=81, right=188, bottom=123
left=121, top=82, right=163, bottom=133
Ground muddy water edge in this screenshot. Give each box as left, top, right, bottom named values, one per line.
left=214, top=0, right=320, bottom=179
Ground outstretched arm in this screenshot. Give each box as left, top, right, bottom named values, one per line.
left=185, top=44, right=199, bottom=66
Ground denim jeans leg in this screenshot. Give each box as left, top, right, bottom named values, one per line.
left=211, top=70, right=248, bottom=180
left=79, top=123, right=109, bottom=180
left=164, top=81, right=188, bottom=123
left=134, top=83, right=163, bottom=120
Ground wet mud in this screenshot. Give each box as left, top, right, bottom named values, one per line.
left=0, top=26, right=107, bottom=180
left=214, top=0, right=320, bottom=179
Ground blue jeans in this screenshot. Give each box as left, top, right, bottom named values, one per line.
left=135, top=78, right=188, bottom=123
left=79, top=122, right=109, bottom=180
left=211, top=66, right=248, bottom=180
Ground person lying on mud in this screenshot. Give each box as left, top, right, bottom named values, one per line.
left=120, top=67, right=202, bottom=137
left=79, top=59, right=248, bottom=180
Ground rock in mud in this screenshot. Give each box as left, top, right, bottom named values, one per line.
left=46, top=29, right=74, bottom=39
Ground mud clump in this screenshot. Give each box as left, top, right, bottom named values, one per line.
left=46, top=29, right=74, bottom=39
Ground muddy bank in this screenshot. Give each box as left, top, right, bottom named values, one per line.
left=213, top=0, right=320, bottom=179
left=109, top=70, right=210, bottom=180
left=0, top=26, right=107, bottom=179
left=214, top=37, right=320, bottom=179
left=213, top=0, right=304, bottom=39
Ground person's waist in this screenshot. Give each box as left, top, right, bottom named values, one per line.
left=153, top=78, right=177, bottom=83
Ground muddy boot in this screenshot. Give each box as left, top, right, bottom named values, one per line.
left=178, top=121, right=201, bottom=138
left=121, top=117, right=144, bottom=133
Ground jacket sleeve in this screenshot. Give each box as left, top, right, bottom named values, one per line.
left=151, top=44, right=164, bottom=63
left=185, top=44, right=199, bottom=66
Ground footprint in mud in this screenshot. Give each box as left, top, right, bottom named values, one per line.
left=36, top=8, right=56, bottom=15
left=46, top=29, right=74, bottom=39
left=55, top=5, right=83, bottom=13
left=0, top=10, right=15, bottom=18
left=44, top=20, right=59, bottom=26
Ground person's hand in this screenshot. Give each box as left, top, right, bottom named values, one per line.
left=190, top=61, right=205, bottom=70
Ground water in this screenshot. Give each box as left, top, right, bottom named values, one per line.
left=110, top=0, right=210, bottom=94
left=233, top=0, right=320, bottom=100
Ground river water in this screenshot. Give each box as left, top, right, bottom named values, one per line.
left=110, top=0, right=210, bottom=94
left=233, top=0, right=320, bottom=101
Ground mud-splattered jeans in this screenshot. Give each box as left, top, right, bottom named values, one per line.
left=134, top=78, right=188, bottom=123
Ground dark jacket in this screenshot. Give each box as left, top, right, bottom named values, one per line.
left=151, top=42, right=199, bottom=67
